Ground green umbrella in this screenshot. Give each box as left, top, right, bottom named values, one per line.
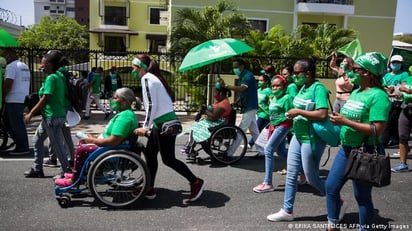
left=179, top=38, right=254, bottom=72
left=0, top=28, right=20, bottom=47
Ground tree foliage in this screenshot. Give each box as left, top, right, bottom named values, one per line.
left=18, top=16, right=89, bottom=50
left=169, top=0, right=251, bottom=56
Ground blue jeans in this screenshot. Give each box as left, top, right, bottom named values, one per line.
left=4, top=103, right=29, bottom=151
left=32, top=117, right=71, bottom=174
left=326, top=145, right=383, bottom=230
left=283, top=135, right=326, bottom=213
left=264, top=125, right=290, bottom=184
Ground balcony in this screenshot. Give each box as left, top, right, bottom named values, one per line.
left=49, top=0, right=66, bottom=5
left=297, top=0, right=355, bottom=16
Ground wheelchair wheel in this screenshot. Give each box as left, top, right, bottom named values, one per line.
left=0, top=123, right=8, bottom=151
left=87, top=150, right=150, bottom=208
left=209, top=125, right=247, bottom=165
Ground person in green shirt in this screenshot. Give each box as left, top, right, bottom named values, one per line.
left=249, top=74, right=272, bottom=158
left=23, top=50, right=72, bottom=178
left=55, top=87, right=138, bottom=187
left=281, top=65, right=298, bottom=98
left=84, top=67, right=109, bottom=120
left=326, top=52, right=391, bottom=230
left=267, top=57, right=329, bottom=222
left=393, top=67, right=412, bottom=172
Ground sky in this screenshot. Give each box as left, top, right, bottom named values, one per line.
left=0, top=0, right=411, bottom=34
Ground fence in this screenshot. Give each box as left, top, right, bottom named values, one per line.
left=11, top=47, right=335, bottom=112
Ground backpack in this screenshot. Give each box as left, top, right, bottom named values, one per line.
left=59, top=70, right=87, bottom=112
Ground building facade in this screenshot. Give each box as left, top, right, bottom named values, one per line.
left=34, top=0, right=89, bottom=27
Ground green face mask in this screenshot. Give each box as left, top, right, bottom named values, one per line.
left=131, top=69, right=140, bottom=80
left=285, top=75, right=293, bottom=83
left=347, top=71, right=360, bottom=85
left=257, top=81, right=265, bottom=88
left=293, top=74, right=306, bottom=87
left=272, top=89, right=285, bottom=99
left=110, top=100, right=121, bottom=111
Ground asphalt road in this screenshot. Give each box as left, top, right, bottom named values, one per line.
left=0, top=113, right=411, bottom=231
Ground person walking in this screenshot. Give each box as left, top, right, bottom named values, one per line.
left=84, top=67, right=110, bottom=120
left=326, top=52, right=391, bottom=231
left=267, top=57, right=328, bottom=222
left=23, top=50, right=71, bottom=178
left=252, top=75, right=293, bottom=193
left=2, top=48, right=30, bottom=155
left=132, top=54, right=206, bottom=202
left=381, top=55, right=408, bottom=147
left=104, top=65, right=123, bottom=114
left=219, top=58, right=260, bottom=157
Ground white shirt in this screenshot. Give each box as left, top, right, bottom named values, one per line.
left=5, top=60, right=30, bottom=103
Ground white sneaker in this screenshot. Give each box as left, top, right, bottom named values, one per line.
left=338, top=200, right=348, bottom=222
left=253, top=183, right=275, bottom=193
left=267, top=208, right=294, bottom=222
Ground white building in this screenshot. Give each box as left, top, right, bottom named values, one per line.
left=34, top=0, right=75, bottom=24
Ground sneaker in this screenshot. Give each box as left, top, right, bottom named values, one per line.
left=145, top=187, right=157, bottom=200
left=24, top=168, right=45, bottom=178
left=391, top=163, right=409, bottom=172
left=43, top=159, right=59, bottom=167
left=267, top=208, right=294, bottom=222
left=249, top=153, right=265, bottom=159
left=9, top=149, right=31, bottom=155
left=241, top=144, right=252, bottom=150
left=392, top=152, right=400, bottom=157
left=188, top=178, right=206, bottom=202
left=339, top=199, right=348, bottom=222
left=55, top=177, right=73, bottom=187
left=253, top=183, right=275, bottom=193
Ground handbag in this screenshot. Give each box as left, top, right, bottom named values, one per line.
left=160, top=119, right=182, bottom=136
left=344, top=124, right=391, bottom=187
left=309, top=83, right=341, bottom=146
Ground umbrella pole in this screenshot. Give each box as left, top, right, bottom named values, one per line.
left=207, top=73, right=214, bottom=106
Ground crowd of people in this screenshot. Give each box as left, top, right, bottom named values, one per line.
left=1, top=47, right=411, bottom=230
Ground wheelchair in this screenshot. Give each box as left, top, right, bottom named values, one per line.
left=184, top=107, right=247, bottom=165
left=54, top=136, right=150, bottom=208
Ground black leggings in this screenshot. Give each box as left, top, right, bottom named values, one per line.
left=144, top=127, right=197, bottom=187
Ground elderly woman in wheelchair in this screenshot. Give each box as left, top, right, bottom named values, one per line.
left=181, top=87, right=247, bottom=165
left=55, top=87, right=138, bottom=187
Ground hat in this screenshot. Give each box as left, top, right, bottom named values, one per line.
left=390, top=55, right=403, bottom=63
left=355, top=52, right=388, bottom=77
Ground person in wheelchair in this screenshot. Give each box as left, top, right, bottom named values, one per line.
left=181, top=87, right=232, bottom=157
left=55, top=87, right=138, bottom=187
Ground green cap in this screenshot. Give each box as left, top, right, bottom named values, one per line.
left=354, top=52, right=388, bottom=77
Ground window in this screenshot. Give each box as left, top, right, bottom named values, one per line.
left=149, top=7, right=167, bottom=25
left=105, top=6, right=126, bottom=26
left=44, top=6, right=50, bottom=10
left=66, top=7, right=74, bottom=12
left=104, top=36, right=126, bottom=55
left=248, top=19, right=268, bottom=33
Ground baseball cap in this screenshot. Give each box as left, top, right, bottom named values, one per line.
left=390, top=55, right=403, bottom=63
left=354, top=52, right=388, bottom=77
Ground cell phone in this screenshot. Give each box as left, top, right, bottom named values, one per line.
left=75, top=132, right=88, bottom=140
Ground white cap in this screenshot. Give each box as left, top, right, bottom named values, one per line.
left=390, top=55, right=403, bottom=62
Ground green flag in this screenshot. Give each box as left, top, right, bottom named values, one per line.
left=338, top=38, right=362, bottom=59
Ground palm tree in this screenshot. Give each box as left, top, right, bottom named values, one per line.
left=169, top=0, right=251, bottom=56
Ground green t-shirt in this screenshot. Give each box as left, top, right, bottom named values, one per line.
left=292, top=81, right=329, bottom=143
left=339, top=88, right=391, bottom=146
left=268, top=93, right=294, bottom=126
left=286, top=83, right=298, bottom=98
left=257, top=87, right=272, bottom=119
left=91, top=74, right=102, bottom=94
left=38, top=73, right=67, bottom=118
left=402, top=75, right=412, bottom=104
left=382, top=71, right=408, bottom=87
left=102, top=109, right=137, bottom=141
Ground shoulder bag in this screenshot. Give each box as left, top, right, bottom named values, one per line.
left=344, top=124, right=391, bottom=187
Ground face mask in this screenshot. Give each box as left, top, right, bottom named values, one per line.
left=110, top=100, right=121, bottom=111
left=257, top=81, right=265, bottom=88
left=272, top=89, right=285, bottom=99
left=347, top=71, right=360, bottom=85
left=293, top=74, right=306, bottom=87
left=285, top=75, right=293, bottom=83
left=215, top=82, right=221, bottom=90
left=390, top=63, right=401, bottom=72
left=233, top=68, right=241, bottom=76
left=340, top=63, right=348, bottom=72
left=131, top=69, right=140, bottom=80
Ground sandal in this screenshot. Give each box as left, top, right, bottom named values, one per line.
left=276, top=169, right=287, bottom=175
